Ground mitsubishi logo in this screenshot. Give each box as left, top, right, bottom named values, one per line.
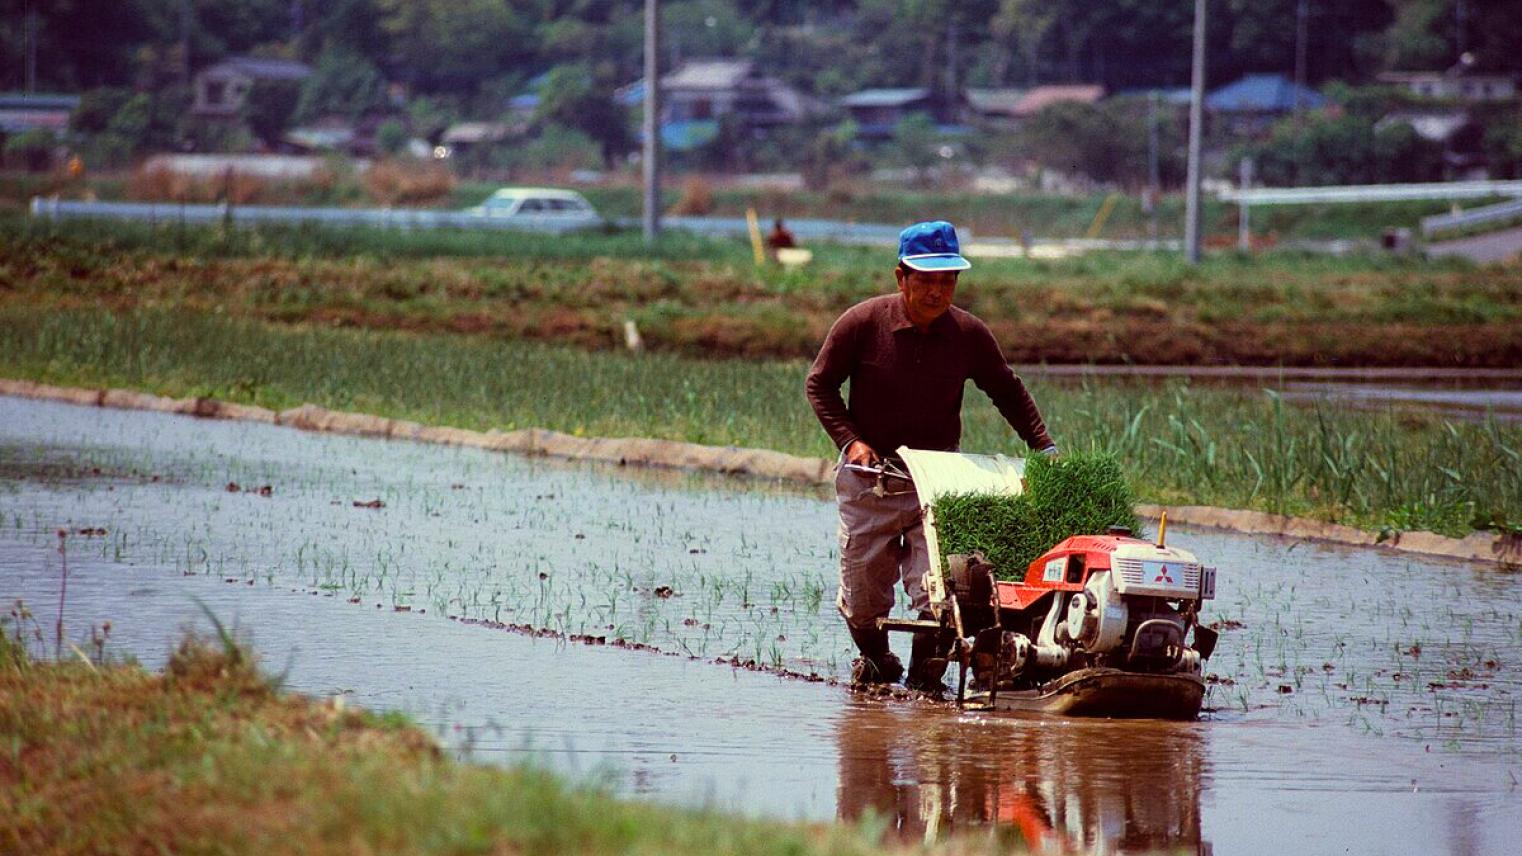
left=1153, top=565, right=1175, bottom=584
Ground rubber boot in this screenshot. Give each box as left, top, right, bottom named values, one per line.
left=848, top=624, right=903, bottom=685
left=905, top=613, right=949, bottom=696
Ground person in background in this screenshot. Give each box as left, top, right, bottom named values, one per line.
left=766, top=218, right=797, bottom=255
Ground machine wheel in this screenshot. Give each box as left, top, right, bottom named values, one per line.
left=947, top=552, right=995, bottom=604
left=947, top=552, right=998, bottom=639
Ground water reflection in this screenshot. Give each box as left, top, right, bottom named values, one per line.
left=836, top=701, right=1207, bottom=853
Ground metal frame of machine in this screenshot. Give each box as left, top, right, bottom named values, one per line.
left=881, top=448, right=1220, bottom=719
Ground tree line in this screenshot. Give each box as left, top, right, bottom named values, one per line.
left=8, top=1, right=1520, bottom=101
left=5, top=1, right=1520, bottom=185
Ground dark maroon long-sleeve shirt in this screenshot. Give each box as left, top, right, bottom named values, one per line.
left=805, top=294, right=1053, bottom=458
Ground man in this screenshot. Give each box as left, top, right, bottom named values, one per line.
left=766, top=218, right=797, bottom=252
left=805, top=220, right=1057, bottom=692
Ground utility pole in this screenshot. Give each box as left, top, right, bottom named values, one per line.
left=1456, top=0, right=1468, bottom=60
left=1237, top=157, right=1253, bottom=252
left=24, top=1, right=37, bottom=94
left=181, top=0, right=193, bottom=90
left=642, top=0, right=662, bottom=243
left=1293, top=0, right=1308, bottom=117
left=945, top=18, right=958, bottom=115
left=1147, top=90, right=1160, bottom=244
left=1184, top=0, right=1207, bottom=265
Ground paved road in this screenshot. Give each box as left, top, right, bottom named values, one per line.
left=1425, top=225, right=1522, bottom=264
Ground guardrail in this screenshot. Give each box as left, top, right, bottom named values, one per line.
left=28, top=197, right=597, bottom=233
left=614, top=214, right=908, bottom=244
left=1420, top=198, right=1522, bottom=237
left=1219, top=180, right=1522, bottom=205
left=28, top=197, right=913, bottom=245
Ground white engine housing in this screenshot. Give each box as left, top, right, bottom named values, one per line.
left=1065, top=571, right=1128, bottom=654
left=1109, top=543, right=1205, bottom=599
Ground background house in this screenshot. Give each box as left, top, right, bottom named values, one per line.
left=1206, top=73, right=1324, bottom=135
left=439, top=121, right=514, bottom=158
left=191, top=56, right=311, bottom=118
left=658, top=59, right=815, bottom=128
left=0, top=93, right=78, bottom=136
left=617, top=58, right=818, bottom=152
left=1378, top=71, right=1516, bottom=102
left=838, top=88, right=965, bottom=139
left=965, top=88, right=1026, bottom=128
left=1009, top=85, right=1105, bottom=121
left=1376, top=110, right=1489, bottom=179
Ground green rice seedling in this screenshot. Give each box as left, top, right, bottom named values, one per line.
left=932, top=492, right=1045, bottom=581
left=932, top=452, right=1141, bottom=579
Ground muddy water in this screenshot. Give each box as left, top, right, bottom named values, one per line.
left=3, top=396, right=1520, bottom=855
left=1023, top=365, right=1522, bottom=422
left=1278, top=381, right=1522, bottom=421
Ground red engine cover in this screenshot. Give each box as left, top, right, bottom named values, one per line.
left=995, top=535, right=1152, bottom=611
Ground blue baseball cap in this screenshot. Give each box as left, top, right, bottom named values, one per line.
left=897, top=220, right=970, bottom=272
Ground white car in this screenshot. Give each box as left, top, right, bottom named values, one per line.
left=465, top=187, right=602, bottom=232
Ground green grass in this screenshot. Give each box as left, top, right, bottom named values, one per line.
left=1, top=306, right=1517, bottom=537
left=0, top=626, right=951, bottom=856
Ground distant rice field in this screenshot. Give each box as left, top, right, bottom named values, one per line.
left=6, top=214, right=1521, bottom=365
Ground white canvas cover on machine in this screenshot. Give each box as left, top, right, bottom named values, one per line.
left=895, top=447, right=1027, bottom=608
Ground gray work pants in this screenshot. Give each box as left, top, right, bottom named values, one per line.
left=834, top=465, right=930, bottom=631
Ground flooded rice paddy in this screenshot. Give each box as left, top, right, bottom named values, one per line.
left=3, top=395, right=1520, bottom=855
left=1023, top=365, right=1522, bottom=423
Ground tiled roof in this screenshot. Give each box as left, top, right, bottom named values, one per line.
left=965, top=88, right=1027, bottom=115
left=1012, top=85, right=1104, bottom=116
left=839, top=88, right=931, bottom=108
left=201, top=56, right=312, bottom=81
left=662, top=59, right=755, bottom=90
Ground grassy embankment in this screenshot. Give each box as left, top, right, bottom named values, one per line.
left=6, top=214, right=1521, bottom=366
left=2, top=304, right=1518, bottom=539
left=0, top=625, right=927, bottom=855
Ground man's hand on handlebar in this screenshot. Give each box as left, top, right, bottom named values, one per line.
left=844, top=440, right=880, bottom=467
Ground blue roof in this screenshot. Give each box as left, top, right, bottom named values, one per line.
left=204, top=56, right=311, bottom=81
left=839, top=88, right=931, bottom=108
left=616, top=81, right=645, bottom=107
left=1206, top=74, right=1324, bottom=112
left=660, top=119, right=719, bottom=151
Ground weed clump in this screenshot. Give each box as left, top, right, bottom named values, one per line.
left=165, top=632, right=272, bottom=698
left=933, top=452, right=1142, bottom=579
